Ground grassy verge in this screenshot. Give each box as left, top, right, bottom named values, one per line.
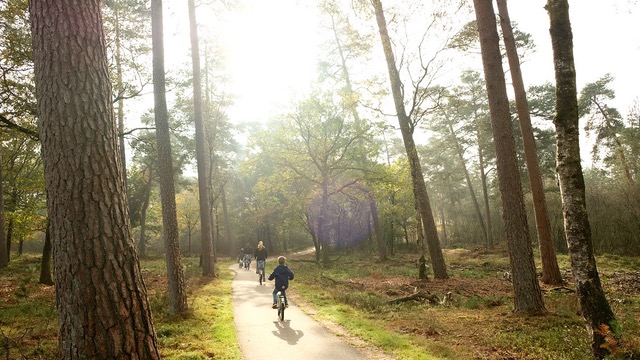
left=0, top=256, right=242, bottom=360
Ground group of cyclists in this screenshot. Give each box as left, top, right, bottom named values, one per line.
left=239, top=241, right=294, bottom=309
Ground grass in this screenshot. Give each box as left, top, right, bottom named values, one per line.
left=289, top=247, right=640, bottom=359
left=2, top=247, right=639, bottom=359
left=0, top=256, right=242, bottom=360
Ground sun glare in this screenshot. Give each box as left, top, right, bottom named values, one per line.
left=220, top=1, right=320, bottom=123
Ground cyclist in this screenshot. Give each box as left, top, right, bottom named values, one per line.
left=268, top=256, right=294, bottom=309
left=243, top=242, right=253, bottom=270
left=254, top=241, right=268, bottom=283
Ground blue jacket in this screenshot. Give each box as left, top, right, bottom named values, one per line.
left=268, top=264, right=294, bottom=290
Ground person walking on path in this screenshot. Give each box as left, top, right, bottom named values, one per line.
left=268, top=256, right=294, bottom=308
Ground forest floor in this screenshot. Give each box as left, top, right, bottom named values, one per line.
left=1, top=246, right=639, bottom=359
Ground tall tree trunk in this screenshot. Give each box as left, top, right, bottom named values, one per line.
left=371, top=0, right=447, bottom=279
left=497, top=0, right=562, bottom=286
left=474, top=0, right=545, bottom=314
left=39, top=220, right=54, bottom=285
left=151, top=0, right=188, bottom=314
left=188, top=0, right=215, bottom=277
left=0, top=150, right=7, bottom=268
left=29, top=1, right=161, bottom=357
left=546, top=1, right=617, bottom=357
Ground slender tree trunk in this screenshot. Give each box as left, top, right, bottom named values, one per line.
left=39, top=220, right=54, bottom=285
left=29, top=1, right=160, bottom=357
left=478, top=129, right=494, bottom=248
left=371, top=0, right=447, bottom=278
left=138, top=169, right=153, bottom=258
left=474, top=0, right=545, bottom=314
left=497, top=0, right=563, bottom=286
left=547, top=1, right=617, bottom=357
left=221, top=187, right=234, bottom=256
left=187, top=0, right=215, bottom=277
left=0, top=151, right=7, bottom=268
left=448, top=123, right=487, bottom=244
left=151, top=0, right=188, bottom=314
left=368, top=195, right=386, bottom=261
left=114, top=8, right=128, bottom=194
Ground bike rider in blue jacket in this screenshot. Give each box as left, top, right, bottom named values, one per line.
left=268, top=256, right=294, bottom=308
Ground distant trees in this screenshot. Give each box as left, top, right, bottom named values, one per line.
left=29, top=0, right=160, bottom=357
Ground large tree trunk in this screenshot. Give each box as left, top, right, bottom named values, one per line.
left=29, top=1, right=161, bottom=357
left=188, top=0, right=215, bottom=277
left=497, top=0, right=563, bottom=286
left=473, top=0, right=545, bottom=314
left=151, top=0, right=188, bottom=315
left=371, top=0, right=447, bottom=279
left=546, top=1, right=617, bottom=357
left=114, top=7, right=128, bottom=195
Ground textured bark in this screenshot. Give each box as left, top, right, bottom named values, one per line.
left=151, top=0, right=188, bottom=314
left=188, top=0, right=215, bottom=277
left=546, top=1, right=616, bottom=357
left=29, top=1, right=160, bottom=358
left=371, top=0, right=447, bottom=278
left=474, top=0, right=545, bottom=314
left=497, top=0, right=562, bottom=286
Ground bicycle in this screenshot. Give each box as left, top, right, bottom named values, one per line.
left=256, top=259, right=266, bottom=285
left=243, top=254, right=251, bottom=270
left=275, top=289, right=286, bottom=321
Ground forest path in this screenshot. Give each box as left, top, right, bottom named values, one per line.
left=229, top=260, right=389, bottom=360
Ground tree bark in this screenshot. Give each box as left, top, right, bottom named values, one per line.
left=137, top=168, right=152, bottom=258
left=29, top=1, right=160, bottom=357
left=371, top=0, right=447, bottom=279
left=151, top=0, right=188, bottom=314
left=188, top=0, right=215, bottom=277
left=497, top=0, right=563, bottom=286
left=546, top=0, right=617, bottom=357
left=473, top=0, right=545, bottom=314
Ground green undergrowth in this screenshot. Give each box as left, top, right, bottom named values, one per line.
left=289, top=248, right=640, bottom=359
left=0, top=255, right=242, bottom=360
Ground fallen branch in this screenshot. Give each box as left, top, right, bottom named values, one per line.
left=387, top=291, right=439, bottom=305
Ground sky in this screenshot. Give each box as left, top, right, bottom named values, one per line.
left=157, top=0, right=639, bottom=163
left=209, top=1, right=639, bottom=122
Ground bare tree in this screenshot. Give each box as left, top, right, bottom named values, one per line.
left=29, top=0, right=160, bottom=357
left=370, top=0, right=447, bottom=278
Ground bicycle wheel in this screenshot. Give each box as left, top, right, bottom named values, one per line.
left=277, top=295, right=285, bottom=321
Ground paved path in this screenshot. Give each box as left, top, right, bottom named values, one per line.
left=230, top=262, right=373, bottom=360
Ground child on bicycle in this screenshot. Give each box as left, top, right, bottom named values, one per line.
left=254, top=241, right=268, bottom=283
left=268, top=256, right=294, bottom=309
